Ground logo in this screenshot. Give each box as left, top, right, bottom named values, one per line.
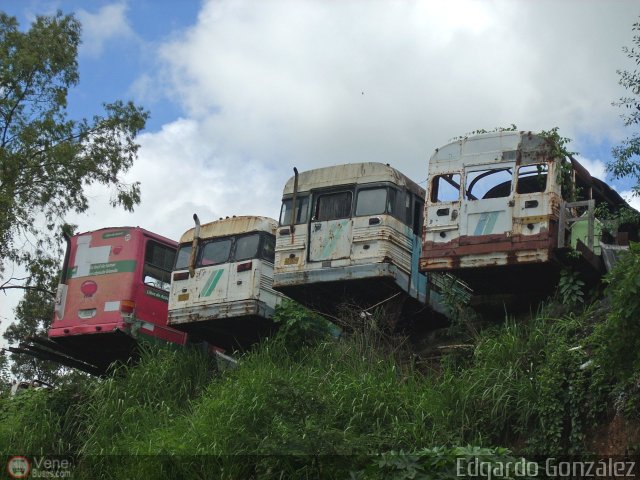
left=7, top=456, right=30, bottom=479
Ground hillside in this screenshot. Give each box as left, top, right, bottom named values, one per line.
left=1, top=244, right=639, bottom=479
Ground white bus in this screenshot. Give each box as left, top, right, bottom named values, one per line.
left=168, top=216, right=286, bottom=350
left=273, top=162, right=450, bottom=323
left=420, top=131, right=628, bottom=295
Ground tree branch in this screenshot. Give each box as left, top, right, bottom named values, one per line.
left=0, top=285, right=54, bottom=296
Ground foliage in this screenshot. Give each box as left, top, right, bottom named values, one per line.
left=539, top=127, right=578, bottom=201
left=0, top=351, right=10, bottom=395
left=558, top=268, right=585, bottom=306
left=271, top=299, right=336, bottom=353
left=0, top=10, right=147, bottom=378
left=0, top=377, right=89, bottom=455
left=451, top=124, right=518, bottom=141
left=0, top=299, right=629, bottom=477
left=0, top=11, right=148, bottom=274
left=351, top=446, right=536, bottom=480
left=610, top=19, right=640, bottom=196
left=594, top=203, right=640, bottom=240
left=594, top=242, right=640, bottom=382
left=2, top=257, right=65, bottom=382
left=75, top=345, right=212, bottom=476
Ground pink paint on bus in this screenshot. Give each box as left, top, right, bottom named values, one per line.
left=48, top=227, right=186, bottom=370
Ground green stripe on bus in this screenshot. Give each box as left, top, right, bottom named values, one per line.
left=69, top=260, right=137, bottom=278
left=102, top=230, right=130, bottom=239
left=201, top=269, right=224, bottom=297
left=483, top=211, right=499, bottom=234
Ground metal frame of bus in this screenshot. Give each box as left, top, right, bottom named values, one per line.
left=273, top=162, right=450, bottom=321
left=167, top=216, right=286, bottom=351
left=13, top=227, right=187, bottom=375
left=420, top=131, right=628, bottom=295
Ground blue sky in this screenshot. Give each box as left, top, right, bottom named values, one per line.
left=1, top=0, right=640, bottom=344
left=4, top=0, right=202, bottom=131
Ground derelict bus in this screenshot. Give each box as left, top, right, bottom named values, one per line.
left=14, top=227, right=187, bottom=375
left=168, top=215, right=286, bottom=350
left=420, top=131, right=629, bottom=296
left=273, top=162, right=451, bottom=323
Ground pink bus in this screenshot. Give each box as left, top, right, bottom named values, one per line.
left=46, top=227, right=187, bottom=373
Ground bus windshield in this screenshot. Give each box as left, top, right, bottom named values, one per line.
left=280, top=196, right=309, bottom=225
left=174, top=244, right=192, bottom=270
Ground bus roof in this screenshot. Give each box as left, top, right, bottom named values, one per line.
left=282, top=162, right=425, bottom=198
left=179, top=216, right=277, bottom=243
left=430, top=131, right=629, bottom=209
left=429, top=131, right=550, bottom=164
left=73, top=226, right=177, bottom=247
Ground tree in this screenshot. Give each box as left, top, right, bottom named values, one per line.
left=610, top=19, right=640, bottom=196
left=0, top=11, right=148, bottom=378
left=0, top=349, right=10, bottom=395
left=0, top=11, right=148, bottom=280
left=3, top=256, right=65, bottom=382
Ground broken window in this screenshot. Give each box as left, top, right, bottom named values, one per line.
left=143, top=241, right=176, bottom=291
left=430, top=174, right=461, bottom=202
left=465, top=168, right=513, bottom=200
left=516, top=164, right=548, bottom=194
left=315, top=191, right=352, bottom=221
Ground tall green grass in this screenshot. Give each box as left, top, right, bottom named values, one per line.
left=0, top=298, right=621, bottom=478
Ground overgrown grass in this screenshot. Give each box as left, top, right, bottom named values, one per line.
left=0, top=291, right=630, bottom=478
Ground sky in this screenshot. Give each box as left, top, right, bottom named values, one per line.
left=1, top=0, right=640, bottom=345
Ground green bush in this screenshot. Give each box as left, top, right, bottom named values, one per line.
left=595, top=242, right=640, bottom=381
left=0, top=380, right=88, bottom=455
left=0, top=294, right=630, bottom=477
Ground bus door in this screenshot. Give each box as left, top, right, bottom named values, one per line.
left=427, top=173, right=462, bottom=238
left=309, top=189, right=354, bottom=262
left=461, top=165, right=515, bottom=241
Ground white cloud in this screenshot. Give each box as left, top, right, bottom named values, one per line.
left=621, top=191, right=640, bottom=212
left=77, top=2, right=134, bottom=57
left=575, top=156, right=608, bottom=181
left=153, top=0, right=639, bottom=185
left=67, top=118, right=286, bottom=241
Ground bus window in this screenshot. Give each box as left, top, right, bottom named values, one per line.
left=315, top=191, right=352, bottom=221
left=261, top=234, right=276, bottom=261
left=465, top=168, right=513, bottom=200
left=235, top=234, right=260, bottom=262
left=404, top=193, right=412, bottom=225
left=279, top=196, right=309, bottom=225
left=430, top=174, right=461, bottom=202
left=516, top=164, right=548, bottom=194
left=144, top=241, right=176, bottom=291
left=356, top=188, right=387, bottom=216
left=200, top=238, right=232, bottom=266
left=412, top=197, right=424, bottom=235
left=174, top=244, right=192, bottom=271
left=389, top=189, right=407, bottom=222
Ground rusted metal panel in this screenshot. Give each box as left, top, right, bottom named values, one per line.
left=180, top=216, right=277, bottom=243
left=281, top=162, right=425, bottom=199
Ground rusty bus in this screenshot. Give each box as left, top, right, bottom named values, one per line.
left=11, top=227, right=187, bottom=375
left=420, top=131, right=629, bottom=297
left=273, top=163, right=450, bottom=324
left=167, top=215, right=286, bottom=350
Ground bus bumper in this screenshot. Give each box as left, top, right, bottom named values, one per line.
left=168, top=299, right=275, bottom=326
